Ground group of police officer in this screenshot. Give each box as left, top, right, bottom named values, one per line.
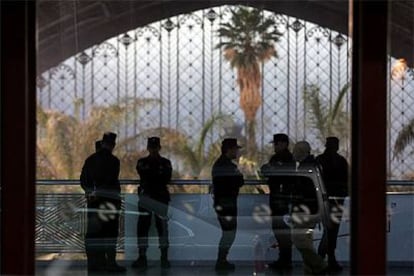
left=80, top=132, right=348, bottom=275
left=260, top=134, right=348, bottom=275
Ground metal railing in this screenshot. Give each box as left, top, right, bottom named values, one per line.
left=35, top=180, right=414, bottom=253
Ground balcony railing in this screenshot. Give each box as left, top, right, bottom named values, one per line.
left=36, top=180, right=414, bottom=262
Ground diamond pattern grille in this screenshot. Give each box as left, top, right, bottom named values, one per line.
left=37, top=5, right=414, bottom=179
left=36, top=194, right=125, bottom=253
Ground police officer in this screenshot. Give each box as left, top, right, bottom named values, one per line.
left=80, top=132, right=126, bottom=273
left=212, top=138, right=244, bottom=272
left=260, top=133, right=294, bottom=270
left=132, top=137, right=172, bottom=270
left=291, top=141, right=327, bottom=275
left=95, top=140, right=102, bottom=152
left=316, top=137, right=348, bottom=272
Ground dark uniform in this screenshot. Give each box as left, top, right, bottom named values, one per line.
left=291, top=142, right=327, bottom=275
left=80, top=133, right=123, bottom=272
left=133, top=137, right=172, bottom=269
left=260, top=133, right=294, bottom=267
left=291, top=154, right=320, bottom=215
left=316, top=137, right=348, bottom=271
left=212, top=138, right=244, bottom=271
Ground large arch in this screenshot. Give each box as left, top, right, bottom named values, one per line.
left=0, top=1, right=393, bottom=274
left=37, top=0, right=413, bottom=73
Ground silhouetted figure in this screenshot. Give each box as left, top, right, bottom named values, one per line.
left=95, top=140, right=102, bottom=152
left=132, top=137, right=172, bottom=270
left=316, top=137, right=348, bottom=272
left=260, top=133, right=294, bottom=270
left=212, top=138, right=244, bottom=272
left=291, top=141, right=327, bottom=275
left=80, top=132, right=126, bottom=273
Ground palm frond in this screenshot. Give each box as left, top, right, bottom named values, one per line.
left=304, top=83, right=350, bottom=145
left=195, top=114, right=228, bottom=161
left=330, top=83, right=350, bottom=124
left=304, top=85, right=328, bottom=139
left=394, top=118, right=414, bottom=158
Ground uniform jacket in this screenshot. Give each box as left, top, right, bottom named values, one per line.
left=136, top=155, right=172, bottom=201
left=316, top=151, right=348, bottom=197
left=212, top=155, right=244, bottom=200
left=291, top=155, right=319, bottom=214
left=260, top=148, right=294, bottom=195
left=80, top=148, right=121, bottom=198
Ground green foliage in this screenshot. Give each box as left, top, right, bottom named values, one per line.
left=216, top=7, right=282, bottom=69
left=36, top=98, right=159, bottom=179
left=393, top=118, right=414, bottom=159
left=136, top=114, right=232, bottom=179
left=304, top=83, right=350, bottom=145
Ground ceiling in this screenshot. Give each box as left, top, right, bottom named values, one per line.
left=37, top=0, right=414, bottom=73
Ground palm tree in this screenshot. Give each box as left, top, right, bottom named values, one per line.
left=36, top=98, right=158, bottom=180
left=216, top=6, right=282, bottom=157
left=304, top=83, right=350, bottom=153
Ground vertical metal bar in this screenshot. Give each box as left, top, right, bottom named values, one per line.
left=351, top=1, right=388, bottom=274
left=329, top=30, right=333, bottom=110
left=210, top=21, right=214, bottom=143
left=337, top=44, right=341, bottom=94
left=167, top=32, right=171, bottom=128
left=134, top=30, right=138, bottom=133
left=218, top=7, right=223, bottom=114
left=303, top=22, right=307, bottom=139
left=74, top=55, right=78, bottom=100
left=159, top=24, right=163, bottom=128
left=82, top=65, right=86, bottom=119
left=294, top=28, right=299, bottom=138
left=387, top=55, right=392, bottom=177
left=176, top=16, right=180, bottom=129
left=202, top=12, right=206, bottom=126
left=261, top=61, right=265, bottom=151
left=117, top=38, right=120, bottom=104
left=124, top=41, right=128, bottom=147
left=91, top=47, right=95, bottom=105
left=286, top=17, right=291, bottom=136
left=346, top=37, right=350, bottom=157
left=48, top=68, right=52, bottom=108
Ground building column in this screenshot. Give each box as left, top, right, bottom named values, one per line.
left=351, top=0, right=388, bottom=274
left=0, top=1, right=36, bottom=274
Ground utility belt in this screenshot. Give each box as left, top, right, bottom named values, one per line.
left=138, top=186, right=170, bottom=201
left=86, top=189, right=121, bottom=201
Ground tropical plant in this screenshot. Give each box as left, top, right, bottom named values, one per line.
left=138, top=115, right=232, bottom=178
left=216, top=6, right=282, bottom=157
left=304, top=83, right=350, bottom=145
left=393, top=119, right=414, bottom=159
left=36, top=97, right=158, bottom=181
left=130, top=114, right=232, bottom=193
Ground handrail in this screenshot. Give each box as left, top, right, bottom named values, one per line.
left=36, top=179, right=414, bottom=185
left=36, top=179, right=263, bottom=185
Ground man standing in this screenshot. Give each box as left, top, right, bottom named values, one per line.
left=260, top=133, right=294, bottom=270
left=212, top=138, right=244, bottom=272
left=316, top=137, right=348, bottom=272
left=80, top=132, right=125, bottom=273
left=291, top=141, right=327, bottom=275
left=132, top=137, right=172, bottom=270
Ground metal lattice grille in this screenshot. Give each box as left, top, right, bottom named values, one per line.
left=36, top=194, right=125, bottom=253
left=36, top=5, right=414, bottom=179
